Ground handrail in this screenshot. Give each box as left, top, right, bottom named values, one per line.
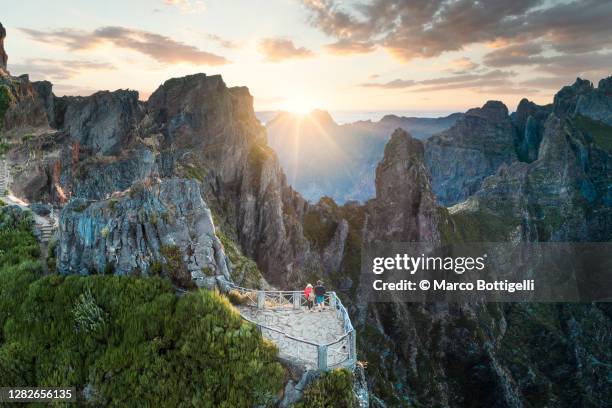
left=228, top=283, right=357, bottom=371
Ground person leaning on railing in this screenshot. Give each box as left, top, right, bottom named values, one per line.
left=304, top=283, right=314, bottom=311
left=314, top=280, right=326, bottom=312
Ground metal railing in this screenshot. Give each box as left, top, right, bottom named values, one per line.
left=228, top=284, right=357, bottom=371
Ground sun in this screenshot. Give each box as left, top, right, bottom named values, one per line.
left=280, top=96, right=320, bottom=115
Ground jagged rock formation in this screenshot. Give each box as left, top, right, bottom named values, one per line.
left=0, top=74, right=49, bottom=131
left=424, top=101, right=518, bottom=206
left=59, top=90, right=142, bottom=155
left=355, top=80, right=612, bottom=406
left=365, top=129, right=440, bottom=244
left=1, top=21, right=611, bottom=404
left=554, top=77, right=612, bottom=125
left=57, top=178, right=231, bottom=288
left=512, top=98, right=552, bottom=162
left=0, top=22, right=7, bottom=75
left=3, top=71, right=315, bottom=287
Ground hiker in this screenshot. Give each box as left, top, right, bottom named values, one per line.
left=304, top=283, right=314, bottom=311
left=314, top=280, right=326, bottom=311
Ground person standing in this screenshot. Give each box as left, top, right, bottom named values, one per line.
left=304, top=283, right=314, bottom=311
left=314, top=280, right=326, bottom=312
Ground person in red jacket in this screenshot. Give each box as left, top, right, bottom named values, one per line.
left=304, top=283, right=314, bottom=311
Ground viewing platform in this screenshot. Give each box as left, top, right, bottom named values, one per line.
left=229, top=285, right=357, bottom=371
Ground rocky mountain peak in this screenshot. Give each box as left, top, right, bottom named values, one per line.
left=383, top=128, right=424, bottom=164
left=598, top=76, right=612, bottom=95
left=553, top=76, right=612, bottom=124
left=368, top=128, right=439, bottom=243
left=465, top=100, right=508, bottom=122
left=0, top=22, right=7, bottom=74
left=424, top=100, right=517, bottom=206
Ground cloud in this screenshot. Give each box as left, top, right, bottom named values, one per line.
left=205, top=33, right=238, bottom=49
left=361, top=70, right=514, bottom=91
left=447, top=57, right=479, bottom=74
left=361, top=78, right=415, bottom=89
left=302, top=0, right=612, bottom=65
left=257, top=38, right=314, bottom=62
left=9, top=58, right=116, bottom=80
left=519, top=76, right=576, bottom=89
left=20, top=26, right=229, bottom=65
left=483, top=43, right=544, bottom=67
left=164, top=0, right=206, bottom=14
left=324, top=39, right=376, bottom=55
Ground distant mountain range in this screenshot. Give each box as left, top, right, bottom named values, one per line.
left=262, top=109, right=463, bottom=203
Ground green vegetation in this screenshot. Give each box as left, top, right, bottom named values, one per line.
left=181, top=163, right=208, bottom=183
left=0, top=139, right=9, bottom=155
left=438, top=205, right=520, bottom=244
left=160, top=244, right=196, bottom=289
left=0, top=207, right=285, bottom=406
left=293, top=369, right=357, bottom=408
left=247, top=142, right=274, bottom=187
left=303, top=210, right=338, bottom=250
left=574, top=114, right=612, bottom=153
left=0, top=84, right=12, bottom=128
left=46, top=238, right=58, bottom=273
left=216, top=227, right=265, bottom=289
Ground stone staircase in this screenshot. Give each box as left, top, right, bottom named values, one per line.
left=38, top=220, right=54, bottom=243
left=0, top=158, right=8, bottom=196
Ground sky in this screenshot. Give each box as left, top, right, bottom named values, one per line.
left=3, top=0, right=612, bottom=115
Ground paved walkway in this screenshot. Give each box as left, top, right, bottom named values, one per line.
left=238, top=306, right=350, bottom=370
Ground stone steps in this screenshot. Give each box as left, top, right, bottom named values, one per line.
left=38, top=223, right=54, bottom=243
left=0, top=159, right=7, bottom=196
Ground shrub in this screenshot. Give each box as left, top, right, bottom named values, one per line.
left=0, top=84, right=12, bottom=127
left=216, top=227, right=264, bottom=288
left=294, top=369, right=357, bottom=408
left=0, top=216, right=285, bottom=405
left=72, top=287, right=108, bottom=335
left=226, top=289, right=250, bottom=306
left=149, top=260, right=163, bottom=277
left=161, top=245, right=196, bottom=289
left=46, top=238, right=58, bottom=273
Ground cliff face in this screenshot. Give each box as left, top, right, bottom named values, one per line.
left=0, top=22, right=7, bottom=75
left=3, top=72, right=313, bottom=287
left=424, top=101, right=518, bottom=206
left=512, top=98, right=552, bottom=162
left=554, top=77, right=612, bottom=125
left=356, top=81, right=612, bottom=406
left=58, top=178, right=231, bottom=289
left=145, top=74, right=312, bottom=286
left=366, top=129, right=440, bottom=244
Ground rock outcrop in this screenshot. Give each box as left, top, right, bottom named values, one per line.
left=366, top=129, right=440, bottom=244
left=3, top=72, right=313, bottom=287
left=57, top=178, right=231, bottom=289
left=424, top=101, right=518, bottom=206
left=0, top=22, right=7, bottom=75
left=512, top=98, right=552, bottom=162
left=0, top=74, right=49, bottom=131
left=57, top=90, right=142, bottom=155
left=554, top=77, right=612, bottom=125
